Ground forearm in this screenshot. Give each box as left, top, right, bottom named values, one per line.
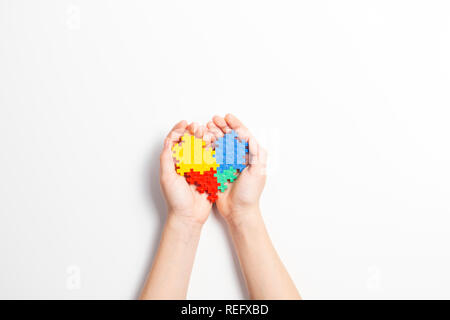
left=228, top=208, right=301, bottom=300
left=140, top=213, right=202, bottom=299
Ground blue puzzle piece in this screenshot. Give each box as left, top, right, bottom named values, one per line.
left=213, top=130, right=248, bottom=172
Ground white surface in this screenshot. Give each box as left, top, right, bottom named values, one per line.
left=1, top=0, right=450, bottom=299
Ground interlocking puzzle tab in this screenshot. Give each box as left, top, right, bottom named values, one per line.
left=171, top=131, right=249, bottom=202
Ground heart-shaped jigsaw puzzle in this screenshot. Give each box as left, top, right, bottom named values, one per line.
left=172, top=130, right=249, bottom=202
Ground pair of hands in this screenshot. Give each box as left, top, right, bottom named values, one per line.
left=160, top=114, right=267, bottom=227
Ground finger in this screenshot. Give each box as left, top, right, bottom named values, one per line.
left=169, top=119, right=188, bottom=134
left=207, top=121, right=224, bottom=139
left=195, top=125, right=212, bottom=147
left=187, top=122, right=199, bottom=136
left=213, top=115, right=231, bottom=134
left=248, top=136, right=259, bottom=165
left=224, top=113, right=251, bottom=140
left=161, top=120, right=188, bottom=177
left=160, top=137, right=178, bottom=177
left=203, top=129, right=215, bottom=147
left=258, top=146, right=268, bottom=168
left=195, top=125, right=205, bottom=139
left=165, top=120, right=188, bottom=145
left=248, top=137, right=267, bottom=175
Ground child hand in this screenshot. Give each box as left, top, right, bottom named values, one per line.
left=205, top=114, right=267, bottom=224
left=159, top=121, right=212, bottom=226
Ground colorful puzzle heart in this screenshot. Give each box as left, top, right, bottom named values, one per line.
left=172, top=130, right=249, bottom=202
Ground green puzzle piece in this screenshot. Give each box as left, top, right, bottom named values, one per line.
left=215, top=166, right=238, bottom=192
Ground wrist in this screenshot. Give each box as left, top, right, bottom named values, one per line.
left=167, top=205, right=208, bottom=226
left=225, top=205, right=262, bottom=229
left=166, top=213, right=204, bottom=236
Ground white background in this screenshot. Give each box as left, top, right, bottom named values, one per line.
left=1, top=0, right=449, bottom=299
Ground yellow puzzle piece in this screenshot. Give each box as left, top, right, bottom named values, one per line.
left=172, top=133, right=219, bottom=175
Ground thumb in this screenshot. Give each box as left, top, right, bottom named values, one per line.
left=160, top=138, right=177, bottom=177
left=248, top=136, right=267, bottom=176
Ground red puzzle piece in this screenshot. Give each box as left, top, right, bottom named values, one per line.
left=184, top=168, right=219, bottom=202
